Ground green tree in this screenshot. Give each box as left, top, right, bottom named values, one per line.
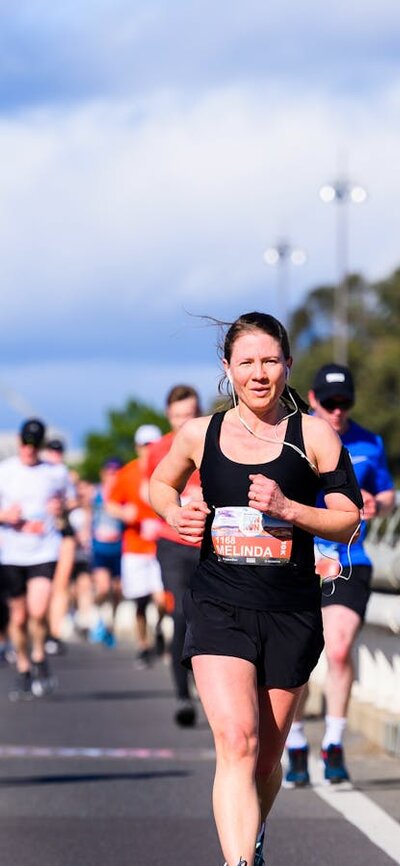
left=289, top=266, right=400, bottom=479
left=78, top=398, right=169, bottom=481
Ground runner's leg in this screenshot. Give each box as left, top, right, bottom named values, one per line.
left=49, top=536, right=75, bottom=639
left=257, top=685, right=303, bottom=820
left=192, top=654, right=260, bottom=866
left=27, top=577, right=53, bottom=663
left=8, top=595, right=30, bottom=672
left=322, top=605, right=361, bottom=719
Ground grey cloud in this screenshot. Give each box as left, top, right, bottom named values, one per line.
left=0, top=0, right=399, bottom=112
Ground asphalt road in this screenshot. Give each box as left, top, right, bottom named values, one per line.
left=0, top=640, right=399, bottom=866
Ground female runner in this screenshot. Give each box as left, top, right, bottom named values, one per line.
left=149, top=312, right=361, bottom=866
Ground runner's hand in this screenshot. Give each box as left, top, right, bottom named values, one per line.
left=122, top=503, right=138, bottom=524
left=248, top=474, right=291, bottom=520
left=360, top=489, right=377, bottom=521
left=166, top=500, right=210, bottom=544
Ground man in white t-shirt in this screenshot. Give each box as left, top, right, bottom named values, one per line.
left=0, top=418, right=69, bottom=700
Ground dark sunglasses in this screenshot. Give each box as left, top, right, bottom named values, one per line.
left=320, top=398, right=353, bottom=412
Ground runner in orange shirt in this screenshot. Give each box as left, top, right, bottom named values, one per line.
left=108, top=425, right=165, bottom=668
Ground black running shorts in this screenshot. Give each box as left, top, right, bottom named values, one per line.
left=182, top=590, right=324, bottom=690
left=2, top=562, right=57, bottom=599
left=321, top=564, right=372, bottom=620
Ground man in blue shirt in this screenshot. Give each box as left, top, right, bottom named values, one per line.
left=90, top=458, right=124, bottom=646
left=285, top=364, right=395, bottom=785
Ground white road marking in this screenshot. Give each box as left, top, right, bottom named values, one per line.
left=0, top=745, right=215, bottom=761
left=309, top=755, right=400, bottom=863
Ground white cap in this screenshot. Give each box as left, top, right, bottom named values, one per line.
left=134, top=424, right=162, bottom=446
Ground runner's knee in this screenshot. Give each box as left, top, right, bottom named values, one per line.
left=214, top=720, right=258, bottom=764
left=326, top=638, right=353, bottom=667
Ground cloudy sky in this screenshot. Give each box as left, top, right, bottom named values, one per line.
left=1, top=1, right=399, bottom=446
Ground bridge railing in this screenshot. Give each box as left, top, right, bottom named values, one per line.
left=365, top=491, right=400, bottom=592
left=310, top=493, right=400, bottom=755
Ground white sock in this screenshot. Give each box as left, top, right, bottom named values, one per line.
left=285, top=721, right=308, bottom=749
left=322, top=715, right=347, bottom=749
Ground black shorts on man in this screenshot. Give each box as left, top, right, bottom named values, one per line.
left=2, top=562, right=57, bottom=599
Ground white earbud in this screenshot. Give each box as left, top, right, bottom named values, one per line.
left=285, top=366, right=290, bottom=381
left=227, top=371, right=233, bottom=384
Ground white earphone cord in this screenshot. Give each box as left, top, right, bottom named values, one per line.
left=320, top=522, right=361, bottom=597
left=230, top=380, right=318, bottom=473
left=228, top=377, right=359, bottom=591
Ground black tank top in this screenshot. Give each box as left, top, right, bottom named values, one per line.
left=191, top=411, right=322, bottom=611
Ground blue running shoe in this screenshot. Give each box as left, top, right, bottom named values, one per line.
left=89, top=619, right=108, bottom=643
left=321, top=744, right=350, bottom=784
left=284, top=745, right=310, bottom=787
left=254, top=822, right=266, bottom=866
left=89, top=620, right=116, bottom=647
left=102, top=628, right=116, bottom=648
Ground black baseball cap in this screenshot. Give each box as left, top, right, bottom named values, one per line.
left=20, top=418, right=46, bottom=447
left=46, top=438, right=65, bottom=453
left=312, top=364, right=355, bottom=404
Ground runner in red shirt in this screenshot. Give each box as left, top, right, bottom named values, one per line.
left=147, top=384, right=202, bottom=726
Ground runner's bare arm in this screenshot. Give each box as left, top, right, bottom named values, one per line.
left=149, top=417, right=211, bottom=544
left=248, top=416, right=360, bottom=543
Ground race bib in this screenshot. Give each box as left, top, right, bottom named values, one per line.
left=211, top=506, right=293, bottom=566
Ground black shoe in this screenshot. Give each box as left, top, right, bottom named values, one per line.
left=174, top=699, right=197, bottom=727
left=254, top=822, right=266, bottom=866
left=155, top=629, right=166, bottom=657
left=8, top=670, right=34, bottom=702
left=31, top=659, right=58, bottom=697
left=134, top=648, right=153, bottom=670
left=45, top=636, right=66, bottom=656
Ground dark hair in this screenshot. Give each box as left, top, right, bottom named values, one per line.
left=223, top=312, right=291, bottom=362
left=220, top=311, right=309, bottom=413
left=165, top=384, right=200, bottom=408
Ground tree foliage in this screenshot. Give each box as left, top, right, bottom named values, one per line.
left=289, top=267, right=400, bottom=479
left=79, top=267, right=400, bottom=483
left=78, top=399, right=169, bottom=481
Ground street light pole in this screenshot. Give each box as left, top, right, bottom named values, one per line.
left=319, top=179, right=367, bottom=365
left=263, top=239, right=306, bottom=327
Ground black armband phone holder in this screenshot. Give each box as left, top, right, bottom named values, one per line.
left=319, top=446, right=363, bottom=509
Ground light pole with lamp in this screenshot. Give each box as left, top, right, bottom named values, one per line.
left=263, top=239, right=306, bottom=326
left=319, top=179, right=367, bottom=365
